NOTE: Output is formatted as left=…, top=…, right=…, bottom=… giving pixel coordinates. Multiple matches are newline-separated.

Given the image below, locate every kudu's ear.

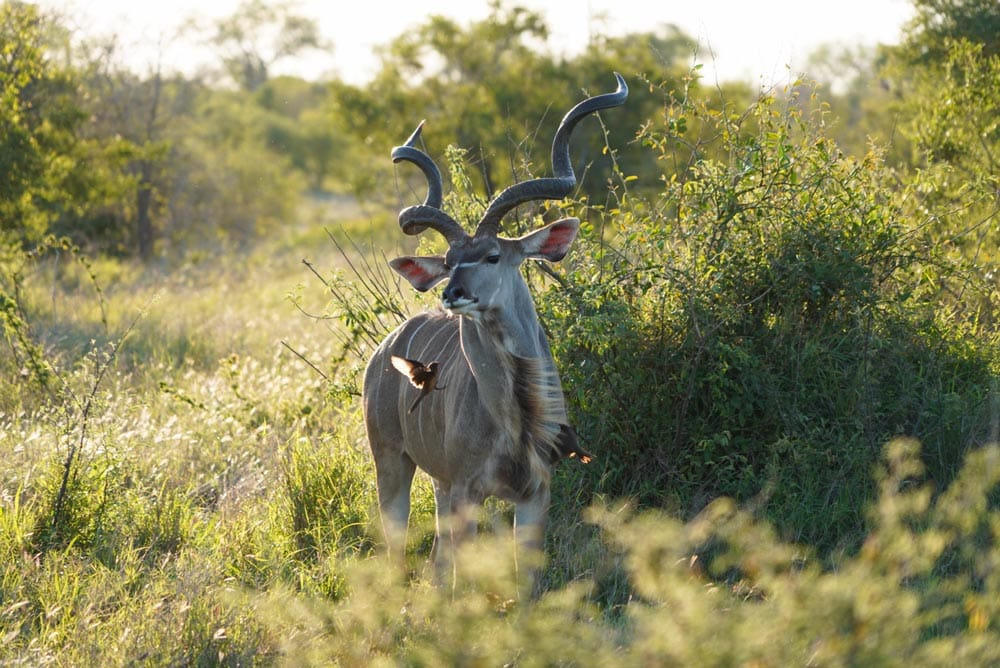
left=389, top=256, right=450, bottom=292
left=517, top=217, right=580, bottom=262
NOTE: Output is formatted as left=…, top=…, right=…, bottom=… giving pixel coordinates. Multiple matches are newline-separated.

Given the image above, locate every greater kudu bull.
left=363, top=74, right=628, bottom=575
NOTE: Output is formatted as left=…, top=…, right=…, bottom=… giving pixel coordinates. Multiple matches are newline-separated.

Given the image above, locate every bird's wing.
left=391, top=355, right=425, bottom=387
left=390, top=355, right=416, bottom=375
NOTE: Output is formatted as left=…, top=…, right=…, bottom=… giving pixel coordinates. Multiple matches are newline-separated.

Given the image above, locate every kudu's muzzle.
left=441, top=279, right=477, bottom=314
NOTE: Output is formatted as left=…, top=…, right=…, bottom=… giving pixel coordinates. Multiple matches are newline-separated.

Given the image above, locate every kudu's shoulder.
left=384, top=310, right=456, bottom=348
left=367, top=310, right=459, bottom=372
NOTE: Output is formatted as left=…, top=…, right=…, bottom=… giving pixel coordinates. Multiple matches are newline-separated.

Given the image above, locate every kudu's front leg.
left=429, top=480, right=451, bottom=578
left=514, top=485, right=551, bottom=594
left=429, top=482, right=479, bottom=585
left=373, top=450, right=416, bottom=562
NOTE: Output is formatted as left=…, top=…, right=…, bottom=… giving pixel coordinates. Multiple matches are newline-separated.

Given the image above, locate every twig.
left=532, top=259, right=567, bottom=287
left=281, top=340, right=330, bottom=381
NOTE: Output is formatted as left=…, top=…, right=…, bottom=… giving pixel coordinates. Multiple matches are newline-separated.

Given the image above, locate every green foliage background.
left=542, top=87, right=997, bottom=557
left=1, top=0, right=999, bottom=664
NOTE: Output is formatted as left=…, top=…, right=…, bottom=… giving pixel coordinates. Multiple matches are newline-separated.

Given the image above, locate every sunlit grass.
left=2, top=199, right=999, bottom=664
left=0, top=205, right=427, bottom=663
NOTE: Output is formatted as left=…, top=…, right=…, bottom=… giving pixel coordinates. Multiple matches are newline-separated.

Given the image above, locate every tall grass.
left=0, top=208, right=413, bottom=664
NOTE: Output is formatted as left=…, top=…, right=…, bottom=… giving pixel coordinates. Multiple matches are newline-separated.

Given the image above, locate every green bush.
left=246, top=440, right=1000, bottom=666
left=540, top=86, right=999, bottom=555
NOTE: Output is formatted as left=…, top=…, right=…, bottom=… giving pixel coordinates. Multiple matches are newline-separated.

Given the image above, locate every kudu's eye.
left=486, top=254, right=500, bottom=265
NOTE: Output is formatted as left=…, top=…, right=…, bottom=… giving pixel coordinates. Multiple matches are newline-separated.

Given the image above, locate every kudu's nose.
left=442, top=282, right=467, bottom=304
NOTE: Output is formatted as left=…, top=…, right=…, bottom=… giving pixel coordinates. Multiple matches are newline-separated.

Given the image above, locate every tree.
left=900, top=40, right=1000, bottom=275
left=570, top=24, right=750, bottom=193
left=0, top=1, right=88, bottom=246
left=256, top=76, right=352, bottom=191
left=364, top=1, right=557, bottom=204
left=801, top=44, right=913, bottom=166
left=899, top=0, right=1000, bottom=63
left=76, top=34, right=192, bottom=258
left=336, top=1, right=709, bottom=214
left=72, top=26, right=328, bottom=256
left=156, top=86, right=305, bottom=248
left=881, top=1, right=1000, bottom=326
left=206, top=0, right=327, bottom=92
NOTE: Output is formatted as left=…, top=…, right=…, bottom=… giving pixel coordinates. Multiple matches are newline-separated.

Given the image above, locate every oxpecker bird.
left=391, top=356, right=445, bottom=414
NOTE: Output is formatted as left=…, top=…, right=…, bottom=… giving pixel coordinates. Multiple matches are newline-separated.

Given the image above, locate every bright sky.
left=46, top=0, right=915, bottom=86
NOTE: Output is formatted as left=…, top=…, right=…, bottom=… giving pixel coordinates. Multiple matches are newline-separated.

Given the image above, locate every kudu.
left=363, top=74, right=627, bottom=575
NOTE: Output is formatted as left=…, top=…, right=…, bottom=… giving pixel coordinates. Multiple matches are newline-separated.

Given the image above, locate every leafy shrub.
left=539, top=85, right=999, bottom=554
left=247, top=440, right=1000, bottom=666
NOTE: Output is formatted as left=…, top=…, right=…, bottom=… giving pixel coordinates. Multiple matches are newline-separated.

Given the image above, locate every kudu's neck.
left=457, top=279, right=565, bottom=439
left=462, top=279, right=546, bottom=359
